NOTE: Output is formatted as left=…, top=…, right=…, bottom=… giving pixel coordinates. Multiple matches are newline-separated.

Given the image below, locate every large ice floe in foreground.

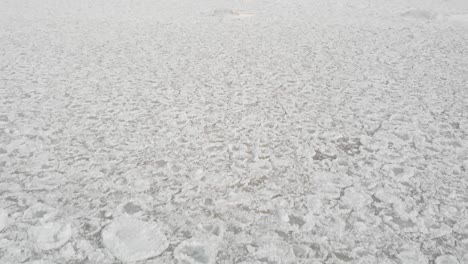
left=102, top=217, right=169, bottom=262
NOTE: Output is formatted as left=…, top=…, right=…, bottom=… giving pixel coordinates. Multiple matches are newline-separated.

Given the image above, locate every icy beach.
left=1, top=0, right=468, bottom=263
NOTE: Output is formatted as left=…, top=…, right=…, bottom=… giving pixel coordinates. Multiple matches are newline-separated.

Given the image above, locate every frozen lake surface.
left=1, top=0, right=468, bottom=263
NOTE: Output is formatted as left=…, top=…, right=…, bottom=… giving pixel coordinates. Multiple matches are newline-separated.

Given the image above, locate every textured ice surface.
left=0, top=0, right=468, bottom=263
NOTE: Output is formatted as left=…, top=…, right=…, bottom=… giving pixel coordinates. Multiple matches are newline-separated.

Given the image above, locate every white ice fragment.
left=29, top=222, right=73, bottom=251
left=306, top=195, right=323, bottom=214
left=131, top=177, right=151, bottom=192
left=0, top=209, right=8, bottom=231
left=374, top=189, right=401, bottom=205
left=23, top=203, right=58, bottom=224
left=2, top=246, right=32, bottom=262
left=26, top=172, right=64, bottom=191
left=396, top=249, right=428, bottom=264
left=463, top=253, right=468, bottom=264
left=320, top=131, right=343, bottom=140
left=174, top=221, right=224, bottom=264
left=254, top=241, right=296, bottom=263
left=193, top=168, right=204, bottom=180
left=413, top=135, right=426, bottom=150
left=427, top=223, right=452, bottom=239
left=434, top=255, right=460, bottom=264
left=58, top=242, right=77, bottom=260
left=277, top=209, right=290, bottom=223
left=248, top=159, right=273, bottom=174
left=302, top=211, right=318, bottom=232
left=174, top=238, right=220, bottom=264
left=270, top=154, right=293, bottom=168
left=313, top=171, right=352, bottom=188
left=342, top=188, right=371, bottom=209
left=102, top=217, right=168, bottom=262
left=453, top=219, right=468, bottom=235
left=328, top=217, right=346, bottom=238
left=387, top=166, right=415, bottom=182
left=199, top=221, right=225, bottom=238
left=25, top=261, right=56, bottom=264
left=319, top=185, right=341, bottom=199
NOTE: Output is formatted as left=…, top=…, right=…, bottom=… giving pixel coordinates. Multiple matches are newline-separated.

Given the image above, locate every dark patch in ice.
left=335, top=252, right=353, bottom=262
left=401, top=9, right=438, bottom=20
left=392, top=167, right=404, bottom=175
left=451, top=122, right=460, bottom=129
left=391, top=217, right=415, bottom=228
left=204, top=198, right=213, bottom=206
left=335, top=138, right=362, bottom=156
left=34, top=211, right=47, bottom=218
left=292, top=244, right=308, bottom=258
left=154, top=160, right=167, bottom=168
left=274, top=230, right=289, bottom=240
left=211, top=226, right=221, bottom=236
left=313, top=150, right=337, bottom=161
left=227, top=225, right=242, bottom=234
left=123, top=202, right=142, bottom=214
left=393, top=133, right=410, bottom=141
left=202, top=223, right=221, bottom=237
left=289, top=215, right=305, bottom=227
left=171, top=165, right=182, bottom=172
left=5, top=196, right=18, bottom=203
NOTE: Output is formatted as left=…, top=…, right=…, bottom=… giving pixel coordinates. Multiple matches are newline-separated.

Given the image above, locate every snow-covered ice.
left=0, top=0, right=468, bottom=263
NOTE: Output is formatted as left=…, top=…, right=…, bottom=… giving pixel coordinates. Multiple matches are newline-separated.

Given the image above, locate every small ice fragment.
left=435, top=255, right=460, bottom=264
left=29, top=222, right=73, bottom=250
left=0, top=209, right=8, bottom=231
